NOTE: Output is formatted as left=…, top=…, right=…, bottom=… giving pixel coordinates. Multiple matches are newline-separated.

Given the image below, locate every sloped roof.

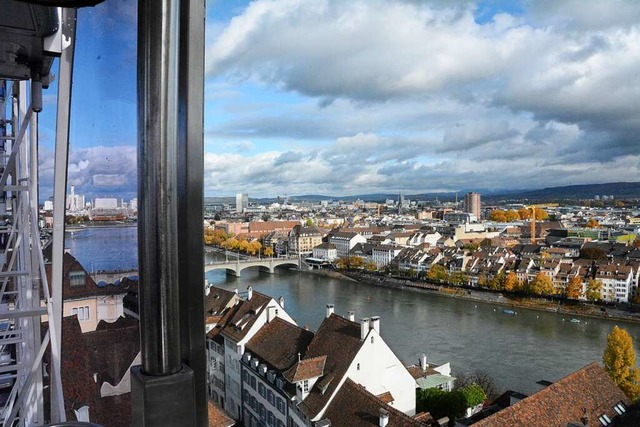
left=297, top=314, right=365, bottom=419
left=246, top=317, right=314, bottom=372
left=221, top=290, right=272, bottom=343
left=283, top=355, right=327, bottom=383
left=322, top=379, right=426, bottom=427
left=45, top=252, right=136, bottom=300
left=472, top=362, right=629, bottom=427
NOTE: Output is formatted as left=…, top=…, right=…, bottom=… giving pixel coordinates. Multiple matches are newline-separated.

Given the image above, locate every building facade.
left=463, top=192, right=481, bottom=221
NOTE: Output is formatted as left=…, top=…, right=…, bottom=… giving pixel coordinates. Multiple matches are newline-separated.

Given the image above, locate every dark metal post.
left=177, top=0, right=207, bottom=425
left=131, top=0, right=198, bottom=424
left=136, top=0, right=181, bottom=377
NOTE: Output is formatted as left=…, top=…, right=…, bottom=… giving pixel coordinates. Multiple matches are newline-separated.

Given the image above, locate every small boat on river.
left=503, top=309, right=516, bottom=315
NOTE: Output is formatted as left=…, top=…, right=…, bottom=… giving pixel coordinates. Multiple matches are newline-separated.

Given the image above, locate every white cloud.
left=202, top=0, right=640, bottom=195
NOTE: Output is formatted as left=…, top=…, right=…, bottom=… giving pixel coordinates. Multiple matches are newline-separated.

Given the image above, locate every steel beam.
left=50, top=7, right=77, bottom=423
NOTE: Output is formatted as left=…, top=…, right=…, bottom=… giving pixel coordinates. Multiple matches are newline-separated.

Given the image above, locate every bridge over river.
left=205, top=257, right=300, bottom=277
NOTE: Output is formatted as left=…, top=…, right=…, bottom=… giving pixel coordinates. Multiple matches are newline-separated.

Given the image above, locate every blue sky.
left=39, top=0, right=640, bottom=200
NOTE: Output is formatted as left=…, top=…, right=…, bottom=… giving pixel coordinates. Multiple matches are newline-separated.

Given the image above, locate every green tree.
left=586, top=279, right=603, bottom=301
left=565, top=276, right=583, bottom=300
left=603, top=326, right=640, bottom=401
left=529, top=272, right=555, bottom=296
left=459, top=383, right=486, bottom=408
left=416, top=388, right=467, bottom=421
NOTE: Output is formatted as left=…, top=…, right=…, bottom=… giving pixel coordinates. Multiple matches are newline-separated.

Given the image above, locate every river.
left=66, top=227, right=640, bottom=396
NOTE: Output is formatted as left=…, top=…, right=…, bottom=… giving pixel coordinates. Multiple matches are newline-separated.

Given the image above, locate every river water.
left=66, top=227, right=640, bottom=395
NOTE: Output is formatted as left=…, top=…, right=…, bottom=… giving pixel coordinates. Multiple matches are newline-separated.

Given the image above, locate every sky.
left=39, top=0, right=640, bottom=200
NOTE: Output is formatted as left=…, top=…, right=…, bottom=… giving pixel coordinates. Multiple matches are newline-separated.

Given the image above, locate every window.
left=598, top=414, right=612, bottom=426
left=243, top=371, right=249, bottom=383
left=357, top=363, right=360, bottom=370
left=69, top=271, right=86, bottom=287
left=71, top=306, right=90, bottom=321
left=251, top=376, right=257, bottom=390
left=276, top=397, right=285, bottom=414
left=267, top=390, right=275, bottom=405
left=614, top=402, right=626, bottom=415
left=259, top=382, right=266, bottom=397
left=260, top=404, right=266, bottom=420
left=268, top=411, right=275, bottom=426
left=302, top=380, right=309, bottom=393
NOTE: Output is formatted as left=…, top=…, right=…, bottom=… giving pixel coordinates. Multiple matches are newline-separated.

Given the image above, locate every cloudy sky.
left=39, top=0, right=640, bottom=200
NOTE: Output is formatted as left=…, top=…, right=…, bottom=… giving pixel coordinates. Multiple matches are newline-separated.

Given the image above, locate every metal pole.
left=177, top=0, right=207, bottom=425
left=132, top=0, right=197, bottom=424
left=50, top=8, right=77, bottom=423
left=137, top=0, right=182, bottom=376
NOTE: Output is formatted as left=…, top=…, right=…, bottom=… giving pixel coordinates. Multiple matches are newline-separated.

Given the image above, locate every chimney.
left=361, top=318, right=370, bottom=340
left=234, top=288, right=238, bottom=295
left=247, top=286, right=253, bottom=300
left=279, top=295, right=285, bottom=308
left=326, top=303, right=334, bottom=318
left=370, top=316, right=380, bottom=335
left=379, top=408, right=389, bottom=427
left=347, top=311, right=355, bottom=322
left=420, top=354, right=427, bottom=371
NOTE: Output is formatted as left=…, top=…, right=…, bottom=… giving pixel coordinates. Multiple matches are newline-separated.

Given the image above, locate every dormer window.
left=69, top=271, right=85, bottom=287
left=598, top=414, right=611, bottom=426
left=613, top=402, right=626, bottom=415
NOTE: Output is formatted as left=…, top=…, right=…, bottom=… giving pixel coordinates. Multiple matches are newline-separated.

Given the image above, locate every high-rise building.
left=463, top=192, right=481, bottom=220
left=236, top=192, right=248, bottom=213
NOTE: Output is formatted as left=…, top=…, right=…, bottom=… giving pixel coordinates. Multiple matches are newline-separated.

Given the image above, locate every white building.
left=207, top=291, right=420, bottom=426
left=66, top=185, right=86, bottom=212
left=312, top=242, right=337, bottom=261
left=94, top=197, right=118, bottom=209
left=236, top=193, right=249, bottom=213
left=328, top=231, right=367, bottom=258
left=372, top=245, right=403, bottom=269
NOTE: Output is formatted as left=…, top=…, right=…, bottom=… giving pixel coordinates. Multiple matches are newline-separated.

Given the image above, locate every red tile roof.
left=283, top=355, right=327, bottom=383
left=322, top=379, right=426, bottom=426
left=296, top=314, right=365, bottom=419
left=246, top=317, right=314, bottom=372
left=221, top=290, right=272, bottom=343
left=472, top=362, right=630, bottom=427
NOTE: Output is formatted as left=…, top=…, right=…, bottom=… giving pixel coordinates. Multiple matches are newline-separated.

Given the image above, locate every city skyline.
left=38, top=0, right=640, bottom=200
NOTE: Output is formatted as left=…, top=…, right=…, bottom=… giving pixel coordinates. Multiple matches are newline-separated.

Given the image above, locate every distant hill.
left=491, top=182, right=640, bottom=202
left=205, top=182, right=640, bottom=204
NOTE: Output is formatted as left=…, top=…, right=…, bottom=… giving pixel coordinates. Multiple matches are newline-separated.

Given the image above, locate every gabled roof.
left=246, top=317, right=314, bottom=372
left=296, top=314, right=365, bottom=419
left=322, top=379, right=426, bottom=426
left=284, top=355, right=327, bottom=383
left=221, top=290, right=273, bottom=343
left=472, top=362, right=629, bottom=427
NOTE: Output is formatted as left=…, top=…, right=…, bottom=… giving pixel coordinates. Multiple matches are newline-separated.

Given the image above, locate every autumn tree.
left=263, top=246, right=274, bottom=257
left=533, top=209, right=549, bottom=220
left=488, top=272, right=505, bottom=291
left=427, top=265, right=449, bottom=282
left=505, top=210, right=519, bottom=222
left=503, top=272, right=519, bottom=292
left=565, top=276, right=583, bottom=300
left=529, top=272, right=555, bottom=296
left=450, top=271, right=468, bottom=285
left=517, top=208, right=531, bottom=220
left=603, top=326, right=640, bottom=401
left=586, top=279, right=603, bottom=301
left=489, top=210, right=507, bottom=222
left=586, top=218, right=600, bottom=228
